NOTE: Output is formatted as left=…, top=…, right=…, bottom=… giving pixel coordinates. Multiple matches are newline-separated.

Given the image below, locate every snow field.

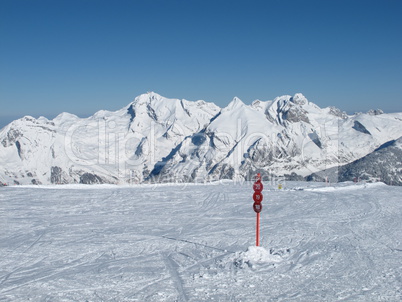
left=0, top=181, right=401, bottom=301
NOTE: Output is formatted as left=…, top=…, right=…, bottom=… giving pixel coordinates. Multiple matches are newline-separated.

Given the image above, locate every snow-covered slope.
left=1, top=92, right=402, bottom=185
left=146, top=93, right=402, bottom=183
left=1, top=181, right=401, bottom=300
left=0, top=92, right=219, bottom=185
left=336, top=137, right=402, bottom=185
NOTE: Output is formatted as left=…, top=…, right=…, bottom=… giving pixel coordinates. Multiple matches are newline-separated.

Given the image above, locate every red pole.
left=253, top=173, right=263, bottom=247
left=256, top=212, right=260, bottom=246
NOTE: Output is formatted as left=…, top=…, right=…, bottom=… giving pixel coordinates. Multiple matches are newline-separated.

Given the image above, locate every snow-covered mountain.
left=1, top=92, right=402, bottom=185
left=336, top=137, right=402, bottom=185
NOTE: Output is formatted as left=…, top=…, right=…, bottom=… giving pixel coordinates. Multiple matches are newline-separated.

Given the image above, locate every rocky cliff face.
left=1, top=92, right=402, bottom=185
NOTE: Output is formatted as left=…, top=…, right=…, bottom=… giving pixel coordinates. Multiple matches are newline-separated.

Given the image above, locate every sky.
left=1, top=0, right=402, bottom=127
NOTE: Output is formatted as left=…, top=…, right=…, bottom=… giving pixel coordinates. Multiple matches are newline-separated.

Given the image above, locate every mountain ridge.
left=1, top=92, right=402, bottom=185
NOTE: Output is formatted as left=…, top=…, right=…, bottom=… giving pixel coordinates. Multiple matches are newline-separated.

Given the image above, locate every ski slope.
left=0, top=181, right=401, bottom=301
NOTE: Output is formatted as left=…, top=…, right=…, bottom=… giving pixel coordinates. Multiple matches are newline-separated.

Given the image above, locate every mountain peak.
left=134, top=91, right=163, bottom=104
left=224, top=97, right=245, bottom=111
left=291, top=93, right=308, bottom=105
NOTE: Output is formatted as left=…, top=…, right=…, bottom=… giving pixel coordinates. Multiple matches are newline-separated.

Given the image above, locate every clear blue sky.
left=1, top=0, right=401, bottom=127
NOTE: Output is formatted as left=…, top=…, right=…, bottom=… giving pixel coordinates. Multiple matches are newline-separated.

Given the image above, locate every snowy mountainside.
left=1, top=92, right=402, bottom=185
left=0, top=93, right=219, bottom=185
left=336, top=137, right=402, bottom=185
left=149, top=94, right=402, bottom=183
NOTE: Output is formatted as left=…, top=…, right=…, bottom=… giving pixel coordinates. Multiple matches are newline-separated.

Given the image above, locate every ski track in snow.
left=0, top=181, right=401, bottom=301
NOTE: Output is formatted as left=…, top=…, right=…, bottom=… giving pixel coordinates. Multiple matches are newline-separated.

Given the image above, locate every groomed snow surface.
left=1, top=181, right=401, bottom=301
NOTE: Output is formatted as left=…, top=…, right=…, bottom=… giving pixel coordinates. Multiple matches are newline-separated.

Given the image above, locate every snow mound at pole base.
left=232, top=246, right=284, bottom=269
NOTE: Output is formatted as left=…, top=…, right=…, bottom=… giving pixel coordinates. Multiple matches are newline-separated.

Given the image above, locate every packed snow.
left=1, top=181, right=401, bottom=301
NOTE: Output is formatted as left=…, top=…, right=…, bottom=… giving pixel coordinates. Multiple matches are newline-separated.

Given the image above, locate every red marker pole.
left=253, top=173, right=263, bottom=247
left=256, top=212, right=260, bottom=246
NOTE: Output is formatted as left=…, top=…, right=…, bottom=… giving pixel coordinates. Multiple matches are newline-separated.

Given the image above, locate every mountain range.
left=1, top=92, right=401, bottom=185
